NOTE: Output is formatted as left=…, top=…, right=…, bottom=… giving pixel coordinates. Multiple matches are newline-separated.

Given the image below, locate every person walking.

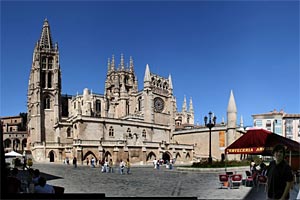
left=86, top=158, right=89, bottom=165
left=108, top=159, right=113, bottom=173
left=266, top=144, right=294, bottom=200
left=91, top=157, right=95, bottom=168
left=119, top=160, right=125, bottom=174
left=126, top=158, right=131, bottom=174
left=73, top=157, right=77, bottom=168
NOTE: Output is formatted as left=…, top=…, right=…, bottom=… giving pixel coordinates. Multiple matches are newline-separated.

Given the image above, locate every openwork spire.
left=39, top=18, right=53, bottom=50
left=111, top=55, right=115, bottom=71
left=129, top=56, right=134, bottom=72
left=107, top=58, right=111, bottom=73
left=120, top=54, right=125, bottom=70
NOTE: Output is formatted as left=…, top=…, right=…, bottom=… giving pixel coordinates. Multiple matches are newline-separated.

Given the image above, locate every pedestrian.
left=86, top=158, right=89, bottom=165
left=126, top=158, right=131, bottom=174
left=108, top=159, right=113, bottom=173
left=153, top=158, right=157, bottom=169
left=120, top=159, right=125, bottom=174
left=23, top=157, right=27, bottom=170
left=66, top=157, right=69, bottom=165
left=104, top=159, right=109, bottom=173
left=91, top=157, right=95, bottom=168
left=73, top=157, right=77, bottom=168
left=266, top=144, right=294, bottom=200
left=156, top=159, right=160, bottom=170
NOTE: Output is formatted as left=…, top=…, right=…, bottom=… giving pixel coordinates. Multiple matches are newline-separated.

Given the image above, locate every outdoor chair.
left=230, top=174, right=243, bottom=189
left=219, top=174, right=230, bottom=189
left=257, top=175, right=267, bottom=192
left=245, top=170, right=254, bottom=187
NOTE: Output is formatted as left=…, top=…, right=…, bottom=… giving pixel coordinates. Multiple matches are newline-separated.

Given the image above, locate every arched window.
left=48, top=57, right=53, bottom=69
left=138, top=97, right=142, bottom=111
left=96, top=100, right=101, bottom=113
left=127, top=128, right=132, bottom=138
left=47, top=72, right=52, bottom=88
left=109, top=126, right=114, bottom=137
left=142, top=129, right=146, bottom=138
left=44, top=96, right=51, bottom=109
left=126, top=100, right=129, bottom=115
left=41, top=57, right=46, bottom=69
left=41, top=72, right=46, bottom=88
left=67, top=127, right=71, bottom=137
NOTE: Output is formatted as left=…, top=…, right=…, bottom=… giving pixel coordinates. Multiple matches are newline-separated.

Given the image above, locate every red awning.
left=225, top=129, right=300, bottom=155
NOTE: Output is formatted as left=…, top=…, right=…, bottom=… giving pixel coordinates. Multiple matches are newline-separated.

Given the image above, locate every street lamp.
left=204, top=111, right=217, bottom=164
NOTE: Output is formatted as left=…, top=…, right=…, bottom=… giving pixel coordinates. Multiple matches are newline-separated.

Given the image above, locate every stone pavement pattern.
left=32, top=163, right=299, bottom=199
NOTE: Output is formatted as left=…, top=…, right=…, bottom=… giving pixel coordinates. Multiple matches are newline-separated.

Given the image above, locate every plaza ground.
left=28, top=162, right=299, bottom=199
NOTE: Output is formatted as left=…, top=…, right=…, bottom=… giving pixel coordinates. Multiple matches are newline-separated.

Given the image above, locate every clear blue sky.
left=1, top=1, right=299, bottom=127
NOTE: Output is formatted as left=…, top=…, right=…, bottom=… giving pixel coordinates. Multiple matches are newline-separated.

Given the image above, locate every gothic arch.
left=175, top=152, right=181, bottom=159
left=83, top=151, right=97, bottom=161
left=4, top=138, right=11, bottom=148
left=104, top=151, right=112, bottom=160
left=48, top=150, right=55, bottom=162
left=13, top=138, right=20, bottom=151
left=43, top=93, right=53, bottom=109
left=22, top=139, right=27, bottom=151
left=185, top=152, right=191, bottom=159
left=146, top=151, right=156, bottom=161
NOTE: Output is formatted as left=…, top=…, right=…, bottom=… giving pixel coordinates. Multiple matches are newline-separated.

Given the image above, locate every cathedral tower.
left=104, top=54, right=138, bottom=118
left=27, top=19, right=61, bottom=160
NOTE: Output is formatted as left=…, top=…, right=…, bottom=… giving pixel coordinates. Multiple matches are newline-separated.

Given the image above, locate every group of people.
left=6, top=167, right=55, bottom=194
left=153, top=158, right=174, bottom=170
left=84, top=157, right=131, bottom=174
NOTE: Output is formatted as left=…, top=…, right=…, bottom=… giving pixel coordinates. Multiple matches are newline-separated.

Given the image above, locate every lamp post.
left=204, top=111, right=217, bottom=164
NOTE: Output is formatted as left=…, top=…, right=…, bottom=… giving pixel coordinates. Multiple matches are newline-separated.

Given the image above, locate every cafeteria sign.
left=226, top=147, right=272, bottom=154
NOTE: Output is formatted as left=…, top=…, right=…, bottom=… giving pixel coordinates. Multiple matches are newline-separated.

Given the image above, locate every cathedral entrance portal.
left=49, top=151, right=55, bottom=162
left=162, top=152, right=171, bottom=163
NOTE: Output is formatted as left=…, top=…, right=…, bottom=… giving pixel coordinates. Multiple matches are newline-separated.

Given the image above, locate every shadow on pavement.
left=39, top=172, right=63, bottom=181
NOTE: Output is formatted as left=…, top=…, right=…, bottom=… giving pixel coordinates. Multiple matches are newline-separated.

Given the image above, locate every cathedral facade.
left=27, top=19, right=242, bottom=165
left=27, top=19, right=195, bottom=164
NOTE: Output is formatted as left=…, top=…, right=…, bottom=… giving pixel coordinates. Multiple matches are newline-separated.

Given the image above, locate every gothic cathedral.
left=27, top=19, right=241, bottom=164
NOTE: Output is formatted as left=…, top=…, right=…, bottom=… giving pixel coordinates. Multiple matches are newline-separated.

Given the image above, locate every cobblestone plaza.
left=33, top=163, right=254, bottom=199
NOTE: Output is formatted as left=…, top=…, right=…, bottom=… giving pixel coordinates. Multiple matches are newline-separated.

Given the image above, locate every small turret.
left=144, top=64, right=151, bottom=89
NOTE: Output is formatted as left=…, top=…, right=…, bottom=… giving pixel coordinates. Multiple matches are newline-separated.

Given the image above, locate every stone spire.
left=182, top=95, right=187, bottom=112
left=189, top=97, right=194, bottom=113
left=144, top=64, right=151, bottom=82
left=39, top=18, right=53, bottom=50
left=227, top=90, right=237, bottom=113
left=240, top=115, right=244, bottom=128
